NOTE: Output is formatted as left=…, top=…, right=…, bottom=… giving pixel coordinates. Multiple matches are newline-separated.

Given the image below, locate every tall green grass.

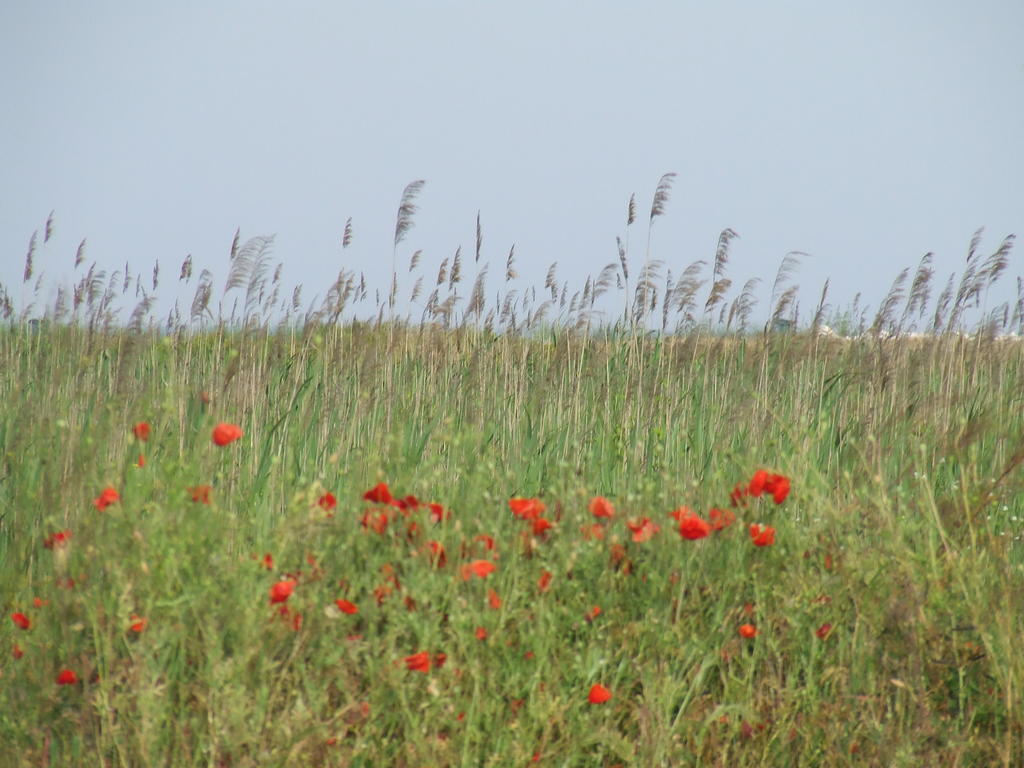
left=1, top=324, right=1022, bottom=766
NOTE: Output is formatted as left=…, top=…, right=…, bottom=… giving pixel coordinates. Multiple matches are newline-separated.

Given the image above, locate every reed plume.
left=23, top=231, right=37, bottom=283
left=475, top=211, right=483, bottom=263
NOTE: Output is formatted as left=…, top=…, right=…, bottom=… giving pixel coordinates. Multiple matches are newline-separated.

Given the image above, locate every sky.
left=2, top=1, right=1022, bottom=330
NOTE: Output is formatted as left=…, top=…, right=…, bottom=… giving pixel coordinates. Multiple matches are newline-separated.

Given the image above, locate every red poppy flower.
left=269, top=579, right=297, bottom=604
left=585, top=605, right=602, bottom=623
left=581, top=522, right=606, bottom=540
left=538, top=570, right=553, bottom=592
left=509, top=497, right=545, bottom=521
left=427, top=540, right=447, bottom=567
left=405, top=651, right=432, bottom=673
left=589, top=496, right=615, bottom=519
left=487, top=588, right=502, bottom=610
left=428, top=503, right=449, bottom=524
left=335, top=599, right=358, bottom=615
left=531, top=517, right=552, bottom=536
left=738, top=623, right=758, bottom=638
left=12, top=644, right=23, bottom=659
left=708, top=508, right=735, bottom=530
left=748, top=470, right=769, bottom=497
left=475, top=626, right=488, bottom=640
left=189, top=485, right=212, bottom=504
left=433, top=652, right=447, bottom=669
left=363, top=482, right=393, bottom=504
left=815, top=622, right=833, bottom=640
left=33, top=597, right=47, bottom=609
left=588, top=683, right=612, bottom=704
left=677, top=512, right=712, bottom=540
left=132, top=422, right=151, bottom=441
left=749, top=524, right=776, bottom=547
left=729, top=482, right=748, bottom=506
left=474, top=534, right=496, bottom=550
left=212, top=422, right=243, bottom=446
left=56, top=669, right=78, bottom=685
left=44, top=530, right=72, bottom=549
left=765, top=474, right=791, bottom=504
left=394, top=494, right=420, bottom=511
left=626, top=517, right=660, bottom=543
left=460, top=559, right=496, bottom=581
left=137, top=454, right=146, bottom=467
left=262, top=553, right=274, bottom=570
left=11, top=613, right=30, bottom=630
left=93, top=486, right=120, bottom=511
left=360, top=512, right=389, bottom=535
left=129, top=614, right=147, bottom=633
left=318, top=492, right=337, bottom=511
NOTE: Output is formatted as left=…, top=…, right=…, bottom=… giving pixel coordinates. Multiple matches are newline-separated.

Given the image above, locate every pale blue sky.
left=2, top=2, right=1022, bottom=328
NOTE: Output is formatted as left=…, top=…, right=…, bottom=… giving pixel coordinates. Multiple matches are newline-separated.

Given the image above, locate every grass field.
left=1, top=322, right=1023, bottom=767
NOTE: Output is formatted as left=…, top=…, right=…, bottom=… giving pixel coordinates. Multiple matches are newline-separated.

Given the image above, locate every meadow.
left=1, top=321, right=1023, bottom=767
left=2, top=197, right=1023, bottom=766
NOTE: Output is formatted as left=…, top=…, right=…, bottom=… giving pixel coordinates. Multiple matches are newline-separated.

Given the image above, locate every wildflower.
left=129, top=615, right=147, bottom=633
left=363, top=482, right=393, bottom=504
left=531, top=517, right=553, bottom=536
left=815, top=622, right=833, bottom=640
left=189, top=485, right=212, bottom=504
left=474, top=534, right=496, bottom=550
left=708, top=507, right=735, bottom=530
left=538, top=570, right=553, bottom=592
left=749, top=524, right=776, bottom=547
left=136, top=454, right=145, bottom=467
left=93, top=486, right=119, bottom=511
left=581, top=522, right=606, bottom=540
left=132, top=422, right=151, bottom=441
left=318, top=492, right=337, bottom=512
left=261, top=553, right=274, bottom=570
left=269, top=579, right=297, bottom=604
left=13, top=644, right=23, bottom=659
left=487, top=588, right=502, bottom=610
left=460, top=559, right=496, bottom=581
left=427, top=540, right=447, bottom=567
left=405, top=651, right=432, bottom=673
left=56, top=669, right=78, bottom=685
left=335, top=599, right=358, bottom=615
left=738, top=623, right=758, bottom=638
left=428, top=502, right=449, bottom=524
left=475, top=626, right=488, bottom=641
left=211, top=422, right=243, bottom=446
left=433, top=652, right=447, bottom=669
left=765, top=473, right=791, bottom=504
left=360, top=511, right=389, bottom=534
left=11, top=613, right=30, bottom=630
left=729, top=483, right=748, bottom=506
left=585, top=605, right=601, bottom=623
left=748, top=470, right=769, bottom=497
left=509, top=497, right=545, bottom=521
left=589, top=496, right=615, bottom=519
left=394, top=494, right=420, bottom=511
left=588, top=683, right=612, bottom=704
left=676, top=512, right=712, bottom=540
left=626, top=517, right=660, bottom=543
left=33, top=597, right=48, bottom=608
left=748, top=470, right=790, bottom=504
left=44, top=530, right=72, bottom=549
